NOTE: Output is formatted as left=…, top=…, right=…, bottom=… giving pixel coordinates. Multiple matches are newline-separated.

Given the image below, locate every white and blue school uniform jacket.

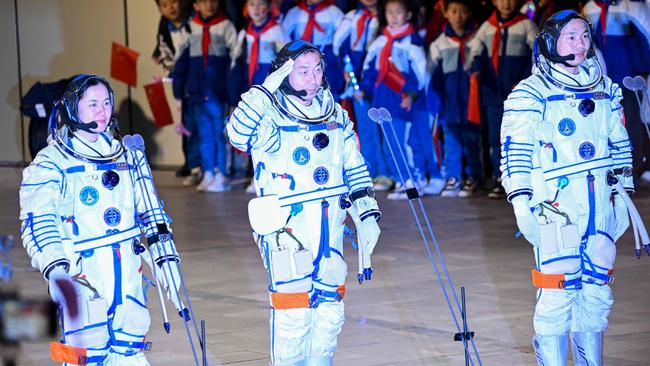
left=230, top=20, right=288, bottom=95
left=332, top=7, right=379, bottom=76
left=19, top=133, right=178, bottom=364
left=226, top=86, right=377, bottom=363
left=283, top=3, right=345, bottom=93
left=500, top=63, right=633, bottom=336
left=583, top=0, right=650, bottom=84
left=428, top=24, right=475, bottom=124
left=172, top=14, right=238, bottom=104
left=467, top=15, right=537, bottom=106
left=360, top=30, right=428, bottom=121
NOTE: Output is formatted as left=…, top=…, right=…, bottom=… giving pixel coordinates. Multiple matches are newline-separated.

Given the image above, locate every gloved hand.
left=511, top=195, right=540, bottom=247
left=157, top=259, right=183, bottom=311
left=613, top=195, right=630, bottom=242
left=348, top=201, right=381, bottom=255
left=356, top=217, right=380, bottom=255
left=262, top=59, right=295, bottom=93
left=47, top=265, right=80, bottom=317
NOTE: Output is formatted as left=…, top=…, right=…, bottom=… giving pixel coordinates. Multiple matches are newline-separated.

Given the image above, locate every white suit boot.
left=571, top=332, right=603, bottom=366
left=533, top=334, right=568, bottom=366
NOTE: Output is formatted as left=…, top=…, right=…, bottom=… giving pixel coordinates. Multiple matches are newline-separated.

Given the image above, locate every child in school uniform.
left=152, top=0, right=203, bottom=186
left=283, top=0, right=345, bottom=96
left=333, top=0, right=393, bottom=189
left=467, top=0, right=537, bottom=198
left=230, top=0, right=289, bottom=192
left=172, top=0, right=238, bottom=192
left=429, top=0, right=483, bottom=197
left=360, top=0, right=437, bottom=199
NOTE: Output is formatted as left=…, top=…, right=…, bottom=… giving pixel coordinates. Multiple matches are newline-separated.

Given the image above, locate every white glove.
left=157, top=259, right=183, bottom=311
left=262, top=59, right=295, bottom=93
left=511, top=195, right=540, bottom=247
left=47, top=266, right=80, bottom=317
left=613, top=195, right=630, bottom=242
left=356, top=217, right=381, bottom=255
left=349, top=203, right=381, bottom=255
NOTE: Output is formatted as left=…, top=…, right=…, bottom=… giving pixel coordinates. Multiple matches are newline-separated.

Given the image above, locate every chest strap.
left=65, top=162, right=133, bottom=174
left=277, top=122, right=343, bottom=132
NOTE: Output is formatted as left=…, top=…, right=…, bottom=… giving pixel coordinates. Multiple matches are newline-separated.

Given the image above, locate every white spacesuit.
left=19, top=75, right=181, bottom=366
left=498, top=8, right=650, bottom=365
left=227, top=41, right=381, bottom=366
left=500, top=11, right=642, bottom=366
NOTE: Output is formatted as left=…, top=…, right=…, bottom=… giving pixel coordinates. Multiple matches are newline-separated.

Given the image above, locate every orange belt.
left=50, top=341, right=87, bottom=365
left=270, top=285, right=346, bottom=310
left=271, top=291, right=310, bottom=309
left=336, top=285, right=346, bottom=299
left=532, top=269, right=568, bottom=289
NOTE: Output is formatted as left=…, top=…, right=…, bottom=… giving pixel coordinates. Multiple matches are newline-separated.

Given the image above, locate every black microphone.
left=72, top=121, right=99, bottom=132
left=551, top=53, right=576, bottom=65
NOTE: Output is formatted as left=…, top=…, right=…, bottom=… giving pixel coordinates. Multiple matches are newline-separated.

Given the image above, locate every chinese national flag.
left=144, top=81, right=173, bottom=128
left=111, top=42, right=139, bottom=87
left=467, top=73, right=481, bottom=125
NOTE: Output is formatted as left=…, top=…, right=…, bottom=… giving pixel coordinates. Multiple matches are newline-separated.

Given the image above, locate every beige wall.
left=1, top=1, right=22, bottom=163
left=2, top=0, right=183, bottom=166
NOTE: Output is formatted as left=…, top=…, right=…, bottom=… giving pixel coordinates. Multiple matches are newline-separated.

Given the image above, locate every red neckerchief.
left=193, top=12, right=228, bottom=66
left=299, top=1, right=329, bottom=41
left=594, top=1, right=609, bottom=46
left=375, top=24, right=414, bottom=87
left=446, top=24, right=475, bottom=64
left=246, top=19, right=277, bottom=85
left=352, top=7, right=375, bottom=49
left=487, top=11, right=527, bottom=75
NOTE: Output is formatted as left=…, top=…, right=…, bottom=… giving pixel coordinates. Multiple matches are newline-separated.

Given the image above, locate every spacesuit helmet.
left=48, top=74, right=124, bottom=163
left=269, top=40, right=330, bottom=98
left=51, top=74, right=117, bottom=135
left=536, top=10, right=595, bottom=66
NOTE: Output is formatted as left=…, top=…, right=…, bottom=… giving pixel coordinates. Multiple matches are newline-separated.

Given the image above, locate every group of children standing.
left=152, top=0, right=650, bottom=200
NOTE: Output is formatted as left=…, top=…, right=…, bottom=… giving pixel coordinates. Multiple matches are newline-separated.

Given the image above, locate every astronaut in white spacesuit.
left=226, top=40, right=381, bottom=366
left=19, top=74, right=182, bottom=366
left=500, top=11, right=642, bottom=366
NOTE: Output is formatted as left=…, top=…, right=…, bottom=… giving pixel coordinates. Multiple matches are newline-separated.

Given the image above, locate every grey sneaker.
left=457, top=177, right=478, bottom=198
left=440, top=177, right=461, bottom=197
left=487, top=178, right=505, bottom=199
left=373, top=175, right=394, bottom=191
left=182, top=167, right=202, bottom=187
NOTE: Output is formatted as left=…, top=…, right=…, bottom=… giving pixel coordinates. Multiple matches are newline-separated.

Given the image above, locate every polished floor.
left=3, top=167, right=650, bottom=365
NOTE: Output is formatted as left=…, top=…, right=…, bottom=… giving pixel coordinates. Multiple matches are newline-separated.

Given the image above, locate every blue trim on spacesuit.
left=543, top=156, right=611, bottom=175
left=541, top=255, right=581, bottom=265
left=546, top=92, right=610, bottom=101
left=64, top=321, right=109, bottom=336
left=74, top=225, right=140, bottom=245
left=585, top=174, right=597, bottom=238
left=107, top=244, right=123, bottom=315
left=319, top=200, right=331, bottom=259
left=278, top=123, right=343, bottom=132
left=65, top=162, right=134, bottom=174
left=125, top=295, right=147, bottom=309
left=20, top=179, right=60, bottom=187
left=275, top=274, right=312, bottom=286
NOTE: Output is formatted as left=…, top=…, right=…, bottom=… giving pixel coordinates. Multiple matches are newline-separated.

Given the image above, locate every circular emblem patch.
left=558, top=118, right=576, bottom=136
left=79, top=186, right=99, bottom=206
left=579, top=142, right=596, bottom=160
left=103, top=207, right=121, bottom=227
left=313, top=166, right=329, bottom=185
left=293, top=147, right=311, bottom=165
